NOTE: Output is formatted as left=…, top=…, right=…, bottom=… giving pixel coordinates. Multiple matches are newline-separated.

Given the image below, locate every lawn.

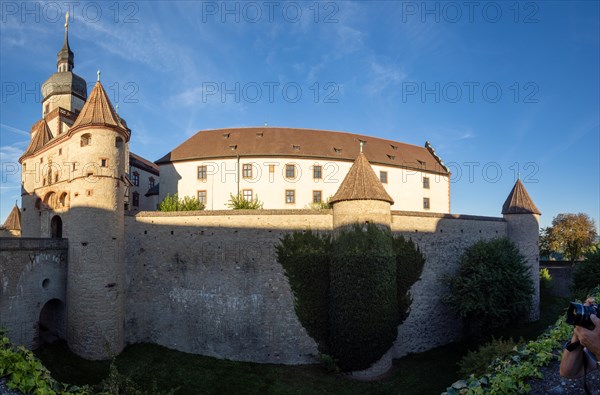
left=34, top=289, right=569, bottom=395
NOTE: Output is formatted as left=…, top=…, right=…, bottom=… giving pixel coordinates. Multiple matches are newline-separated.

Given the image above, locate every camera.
left=566, top=302, right=599, bottom=330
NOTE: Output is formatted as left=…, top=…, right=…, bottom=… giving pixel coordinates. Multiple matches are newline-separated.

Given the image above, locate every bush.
left=572, top=249, right=600, bottom=297
left=329, top=224, right=399, bottom=371
left=444, top=238, right=534, bottom=333
left=277, top=231, right=331, bottom=350
left=227, top=193, right=263, bottom=209
left=158, top=193, right=205, bottom=211
left=458, top=337, right=518, bottom=377
left=0, top=330, right=88, bottom=394
left=276, top=226, right=425, bottom=373
left=539, top=268, right=552, bottom=290
left=393, top=235, right=426, bottom=324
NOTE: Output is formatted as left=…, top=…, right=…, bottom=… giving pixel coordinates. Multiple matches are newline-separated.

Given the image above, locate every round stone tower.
left=502, top=179, right=541, bottom=321
left=65, top=76, right=130, bottom=359
left=330, top=151, right=394, bottom=230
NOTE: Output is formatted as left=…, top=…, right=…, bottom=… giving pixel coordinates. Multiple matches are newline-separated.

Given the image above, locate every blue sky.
left=1, top=1, right=598, bottom=231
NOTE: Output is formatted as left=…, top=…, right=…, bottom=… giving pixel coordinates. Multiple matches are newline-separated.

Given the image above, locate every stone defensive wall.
left=124, top=209, right=513, bottom=364
left=124, top=210, right=332, bottom=364
left=390, top=211, right=508, bottom=357
left=0, top=238, right=68, bottom=348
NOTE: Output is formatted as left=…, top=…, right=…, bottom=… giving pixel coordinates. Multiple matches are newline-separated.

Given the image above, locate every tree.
left=542, top=213, right=597, bottom=264
left=444, top=238, right=534, bottom=334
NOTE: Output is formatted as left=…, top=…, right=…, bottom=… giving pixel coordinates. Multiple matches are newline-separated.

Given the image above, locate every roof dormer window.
left=391, top=145, right=398, bottom=150
left=387, top=154, right=396, bottom=160
left=292, top=145, right=300, bottom=151
left=333, top=147, right=342, bottom=154
left=222, top=133, right=230, bottom=139
left=229, top=145, right=237, bottom=151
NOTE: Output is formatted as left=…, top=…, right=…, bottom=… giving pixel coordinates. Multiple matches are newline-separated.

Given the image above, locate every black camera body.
left=566, top=302, right=599, bottom=330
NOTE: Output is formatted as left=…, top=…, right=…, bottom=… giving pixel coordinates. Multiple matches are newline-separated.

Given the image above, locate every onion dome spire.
left=57, top=11, right=74, bottom=72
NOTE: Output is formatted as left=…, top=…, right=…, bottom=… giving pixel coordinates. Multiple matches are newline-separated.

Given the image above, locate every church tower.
left=502, top=179, right=541, bottom=321
left=19, top=15, right=130, bottom=359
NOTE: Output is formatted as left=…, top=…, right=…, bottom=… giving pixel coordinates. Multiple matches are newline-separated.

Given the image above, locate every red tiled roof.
left=130, top=152, right=159, bottom=175
left=71, top=81, right=128, bottom=132
left=3, top=203, right=21, bottom=230
left=330, top=153, right=394, bottom=204
left=155, top=127, right=449, bottom=175
left=502, top=179, right=541, bottom=215
left=22, top=119, right=53, bottom=157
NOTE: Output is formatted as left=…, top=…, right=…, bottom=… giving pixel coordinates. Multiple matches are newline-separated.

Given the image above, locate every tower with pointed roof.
left=502, top=179, right=541, bottom=321
left=18, top=17, right=129, bottom=359
left=330, top=151, right=394, bottom=230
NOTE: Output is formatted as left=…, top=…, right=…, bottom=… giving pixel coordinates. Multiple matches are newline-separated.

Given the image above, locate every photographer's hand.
left=575, top=314, right=600, bottom=360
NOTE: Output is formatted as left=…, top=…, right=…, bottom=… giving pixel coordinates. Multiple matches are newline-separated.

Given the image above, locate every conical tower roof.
left=3, top=203, right=21, bottom=231
left=22, top=119, right=53, bottom=157
left=71, top=81, right=128, bottom=132
left=330, top=152, right=394, bottom=204
left=502, top=179, right=541, bottom=215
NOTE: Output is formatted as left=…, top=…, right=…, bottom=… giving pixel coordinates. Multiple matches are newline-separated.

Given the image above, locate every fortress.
left=0, top=20, right=541, bottom=368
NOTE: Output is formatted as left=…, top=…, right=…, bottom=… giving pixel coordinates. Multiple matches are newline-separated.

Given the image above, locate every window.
left=423, top=177, right=430, bottom=189
left=80, top=133, right=91, bottom=147
left=197, top=190, right=207, bottom=205
left=242, top=164, right=252, bottom=179
left=197, top=165, right=207, bottom=180
left=313, top=165, right=322, bottom=180
left=380, top=171, right=388, bottom=184
left=115, top=137, right=123, bottom=148
left=45, top=104, right=49, bottom=115
left=285, top=190, right=295, bottom=204
left=132, top=192, right=139, bottom=207
left=423, top=197, right=430, bottom=210
left=54, top=174, right=59, bottom=183
left=58, top=148, right=62, bottom=155
left=149, top=177, right=155, bottom=188
left=243, top=189, right=253, bottom=202
left=285, top=164, right=296, bottom=179
left=40, top=157, right=43, bottom=163
left=269, top=165, right=275, bottom=174
left=100, top=158, right=108, bottom=167
left=132, top=172, right=139, bottom=186
left=313, top=190, right=322, bottom=204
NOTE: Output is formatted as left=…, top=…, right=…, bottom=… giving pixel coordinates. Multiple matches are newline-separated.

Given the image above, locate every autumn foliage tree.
left=541, top=213, right=597, bottom=264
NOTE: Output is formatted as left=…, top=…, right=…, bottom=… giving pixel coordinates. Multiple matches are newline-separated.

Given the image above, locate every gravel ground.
left=529, top=359, right=600, bottom=394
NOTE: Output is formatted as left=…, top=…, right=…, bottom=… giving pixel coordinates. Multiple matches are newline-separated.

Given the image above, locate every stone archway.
left=50, top=215, right=62, bottom=238
left=37, top=298, right=66, bottom=347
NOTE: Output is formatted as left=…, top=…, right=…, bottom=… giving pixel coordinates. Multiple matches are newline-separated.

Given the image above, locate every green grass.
left=34, top=289, right=569, bottom=395
left=35, top=340, right=468, bottom=395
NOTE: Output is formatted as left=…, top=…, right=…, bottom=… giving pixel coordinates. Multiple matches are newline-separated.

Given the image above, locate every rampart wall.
left=124, top=210, right=332, bottom=364
left=390, top=211, right=508, bottom=357
left=0, top=238, right=68, bottom=348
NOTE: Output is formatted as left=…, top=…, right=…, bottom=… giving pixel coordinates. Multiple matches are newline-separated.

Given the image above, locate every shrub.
left=329, top=224, right=399, bottom=372
left=458, top=337, right=518, bottom=377
left=444, top=238, right=534, bottom=333
left=227, top=193, right=263, bottom=209
left=539, top=268, right=552, bottom=290
left=276, top=226, right=425, bottom=373
left=158, top=193, right=205, bottom=211
left=393, top=235, right=426, bottom=324
left=572, top=249, right=600, bottom=297
left=0, top=330, right=88, bottom=394
left=277, top=231, right=331, bottom=350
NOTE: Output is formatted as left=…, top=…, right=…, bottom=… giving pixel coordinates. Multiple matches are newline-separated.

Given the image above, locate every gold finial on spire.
left=359, top=140, right=364, bottom=153
left=65, top=11, right=69, bottom=29
left=97, top=69, right=101, bottom=82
